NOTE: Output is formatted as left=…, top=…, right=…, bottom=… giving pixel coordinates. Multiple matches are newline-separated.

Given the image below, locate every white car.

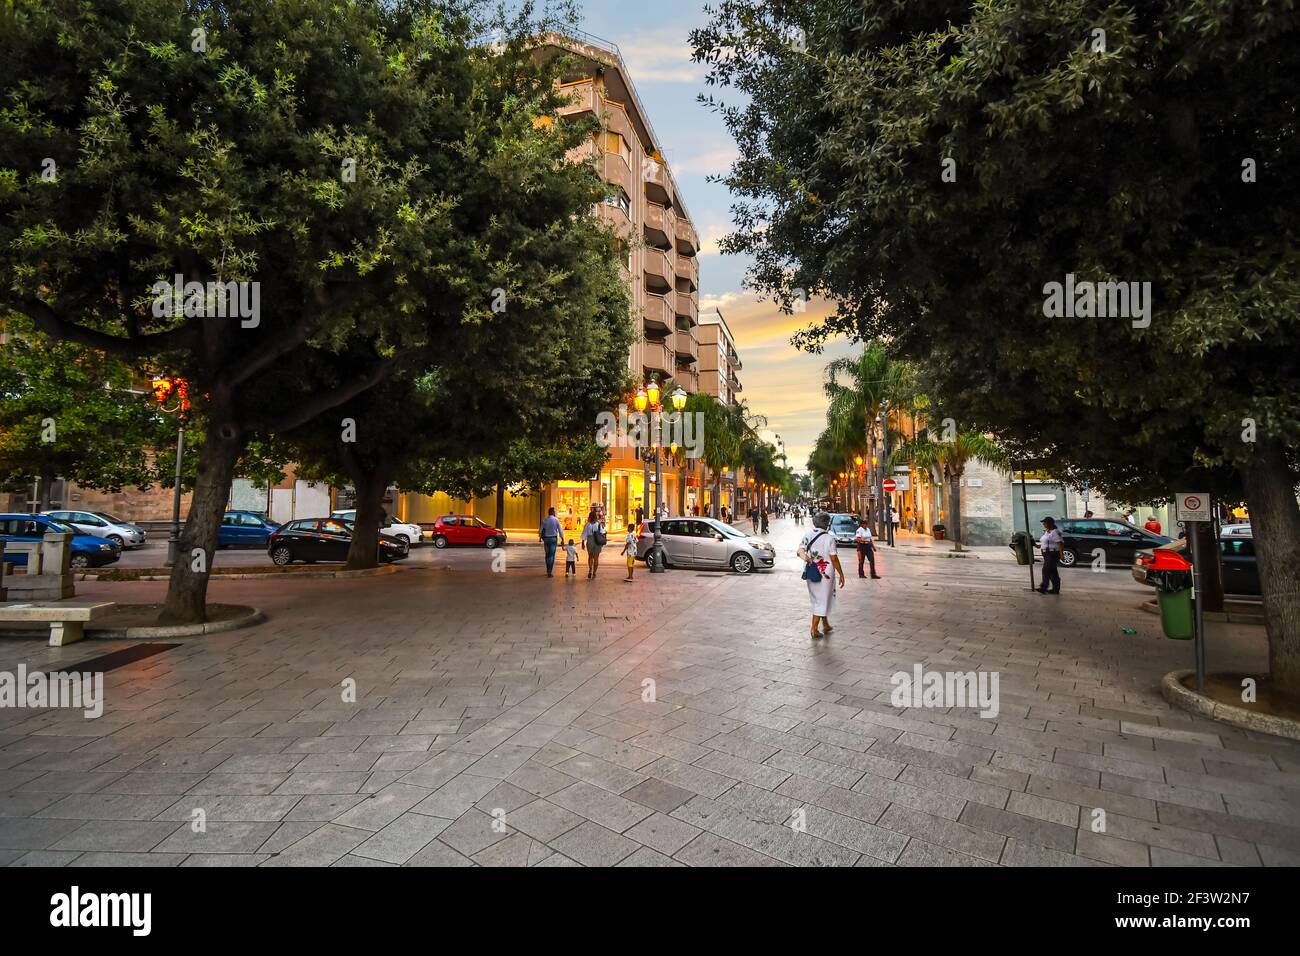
left=330, top=510, right=424, bottom=545
left=44, top=510, right=147, bottom=549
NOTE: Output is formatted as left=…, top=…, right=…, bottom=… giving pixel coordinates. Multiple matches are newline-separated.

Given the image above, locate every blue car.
left=218, top=511, right=280, bottom=548
left=0, top=513, right=121, bottom=570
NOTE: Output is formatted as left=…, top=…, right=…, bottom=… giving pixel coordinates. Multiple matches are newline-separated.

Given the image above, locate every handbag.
left=593, top=525, right=608, bottom=548
left=801, top=532, right=827, bottom=582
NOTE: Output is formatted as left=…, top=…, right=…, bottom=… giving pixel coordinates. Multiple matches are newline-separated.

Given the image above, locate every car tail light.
left=1150, top=549, right=1192, bottom=572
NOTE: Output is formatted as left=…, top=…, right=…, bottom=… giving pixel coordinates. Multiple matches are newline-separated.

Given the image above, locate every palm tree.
left=682, top=392, right=735, bottom=517
left=889, top=430, right=1007, bottom=551
left=824, top=343, right=908, bottom=528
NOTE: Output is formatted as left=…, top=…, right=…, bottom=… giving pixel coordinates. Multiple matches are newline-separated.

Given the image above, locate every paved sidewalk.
left=1, top=518, right=1297, bottom=867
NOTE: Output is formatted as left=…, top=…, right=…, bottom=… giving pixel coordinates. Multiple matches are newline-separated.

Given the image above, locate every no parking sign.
left=1175, top=492, right=1210, bottom=522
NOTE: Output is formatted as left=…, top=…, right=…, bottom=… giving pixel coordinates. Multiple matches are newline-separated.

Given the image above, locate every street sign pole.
left=1176, top=492, right=1212, bottom=692
left=1020, top=467, right=1036, bottom=592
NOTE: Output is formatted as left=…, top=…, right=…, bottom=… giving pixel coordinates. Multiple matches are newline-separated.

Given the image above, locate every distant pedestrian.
left=1143, top=515, right=1162, bottom=534
left=563, top=538, right=578, bottom=577
left=760, top=510, right=769, bottom=534
left=1037, top=516, right=1063, bottom=595
left=620, top=525, right=638, bottom=582
left=798, top=512, right=845, bottom=639
left=581, top=508, right=606, bottom=579
left=539, top=507, right=562, bottom=578
left=854, top=516, right=880, bottom=579
left=634, top=504, right=644, bottom=529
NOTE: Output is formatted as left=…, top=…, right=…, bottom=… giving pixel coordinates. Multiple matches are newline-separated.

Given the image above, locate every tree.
left=0, top=320, right=172, bottom=507
left=694, top=2, right=1300, bottom=695
left=1, top=0, right=597, bottom=621
left=682, top=392, right=737, bottom=518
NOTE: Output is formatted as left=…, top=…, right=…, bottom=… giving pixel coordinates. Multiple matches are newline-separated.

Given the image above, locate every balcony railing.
left=675, top=291, right=697, bottom=325
left=642, top=247, right=673, bottom=293
left=643, top=201, right=673, bottom=251
left=674, top=327, right=698, bottom=362
left=674, top=254, right=698, bottom=292
left=641, top=338, right=672, bottom=376
left=675, top=217, right=698, bottom=256
left=643, top=293, right=673, bottom=335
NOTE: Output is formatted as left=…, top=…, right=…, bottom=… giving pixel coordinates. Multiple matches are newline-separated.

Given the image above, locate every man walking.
left=855, top=516, right=880, bottom=579
left=539, top=507, right=563, bottom=578
left=1037, top=516, right=1063, bottom=595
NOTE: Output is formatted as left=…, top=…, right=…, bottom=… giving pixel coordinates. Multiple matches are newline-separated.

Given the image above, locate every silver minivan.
left=635, top=516, right=775, bottom=573
left=44, top=510, right=147, bottom=549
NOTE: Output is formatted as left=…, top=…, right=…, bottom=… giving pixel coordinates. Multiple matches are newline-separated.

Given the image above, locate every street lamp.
left=151, top=375, right=191, bottom=567
left=641, top=378, right=680, bottom=573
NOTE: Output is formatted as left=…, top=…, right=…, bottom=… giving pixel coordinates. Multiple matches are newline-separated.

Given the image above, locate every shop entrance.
left=555, top=481, right=590, bottom=535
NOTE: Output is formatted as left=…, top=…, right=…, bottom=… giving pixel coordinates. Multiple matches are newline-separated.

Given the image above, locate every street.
left=3, top=516, right=1295, bottom=868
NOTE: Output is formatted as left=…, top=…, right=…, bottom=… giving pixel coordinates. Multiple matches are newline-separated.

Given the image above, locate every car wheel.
left=1059, top=549, right=1078, bottom=568
left=396, top=534, right=410, bottom=545
left=270, top=546, right=294, bottom=566
left=107, top=534, right=124, bottom=547
left=70, top=554, right=90, bottom=570
left=483, top=536, right=498, bottom=549
left=433, top=535, right=448, bottom=549
left=730, top=552, right=754, bottom=574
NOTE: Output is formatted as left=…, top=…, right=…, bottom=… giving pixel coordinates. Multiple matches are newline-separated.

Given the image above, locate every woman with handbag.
left=581, top=508, right=607, bottom=579
left=797, top=512, right=845, bottom=639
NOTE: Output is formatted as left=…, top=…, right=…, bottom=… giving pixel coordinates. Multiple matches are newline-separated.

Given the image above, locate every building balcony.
left=643, top=247, right=673, bottom=294
left=641, top=338, right=672, bottom=377
left=643, top=293, right=673, bottom=336
left=643, top=159, right=672, bottom=209
left=643, top=201, right=673, bottom=251
left=675, top=217, right=698, bottom=256
left=674, top=326, right=698, bottom=363
left=603, top=152, right=632, bottom=203
left=730, top=372, right=743, bottom=392
left=557, top=79, right=597, bottom=117
left=675, top=291, right=697, bottom=326
left=674, top=254, right=698, bottom=292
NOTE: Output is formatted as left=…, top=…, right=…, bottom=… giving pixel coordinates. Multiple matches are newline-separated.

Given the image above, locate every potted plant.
left=932, top=523, right=946, bottom=540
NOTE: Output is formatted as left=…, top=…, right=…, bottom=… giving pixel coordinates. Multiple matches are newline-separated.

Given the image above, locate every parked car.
left=0, top=514, right=120, bottom=570
left=635, top=516, right=775, bottom=574
left=43, top=509, right=147, bottom=549
left=429, top=515, right=506, bottom=549
left=218, top=511, right=280, bottom=548
left=1132, top=532, right=1261, bottom=596
left=330, top=509, right=424, bottom=545
left=266, top=517, right=407, bottom=566
left=1052, top=518, right=1171, bottom=567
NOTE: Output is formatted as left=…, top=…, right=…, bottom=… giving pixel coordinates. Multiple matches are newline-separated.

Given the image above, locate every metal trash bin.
left=1010, top=531, right=1033, bottom=566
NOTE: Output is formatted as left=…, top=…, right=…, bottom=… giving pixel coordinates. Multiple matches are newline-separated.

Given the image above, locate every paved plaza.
left=1, top=519, right=1298, bottom=867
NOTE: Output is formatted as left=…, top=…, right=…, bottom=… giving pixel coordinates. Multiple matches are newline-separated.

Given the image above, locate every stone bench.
left=0, top=601, right=115, bottom=647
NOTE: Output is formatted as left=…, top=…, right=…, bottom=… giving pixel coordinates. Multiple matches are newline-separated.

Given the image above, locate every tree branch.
left=247, top=349, right=422, bottom=435
left=8, top=296, right=199, bottom=358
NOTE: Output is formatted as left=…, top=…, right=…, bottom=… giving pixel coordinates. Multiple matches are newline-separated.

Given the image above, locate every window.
left=222, top=515, right=239, bottom=526
left=240, top=514, right=265, bottom=526
left=1103, top=521, right=1131, bottom=536
left=440, top=516, right=458, bottom=526
left=604, top=131, right=631, bottom=164
left=1220, top=539, right=1255, bottom=557
left=606, top=189, right=630, bottom=217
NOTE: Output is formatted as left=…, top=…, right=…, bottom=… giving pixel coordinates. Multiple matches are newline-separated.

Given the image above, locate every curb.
left=87, top=606, right=266, bottom=639
left=1160, top=670, right=1300, bottom=741
left=83, top=564, right=402, bottom=583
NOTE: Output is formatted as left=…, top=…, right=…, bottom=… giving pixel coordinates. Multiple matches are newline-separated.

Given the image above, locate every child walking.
left=563, top=538, right=578, bottom=577
left=621, top=527, right=638, bottom=582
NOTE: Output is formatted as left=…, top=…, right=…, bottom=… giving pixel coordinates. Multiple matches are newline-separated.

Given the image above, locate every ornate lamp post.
left=639, top=380, right=686, bottom=573
left=151, top=375, right=191, bottom=568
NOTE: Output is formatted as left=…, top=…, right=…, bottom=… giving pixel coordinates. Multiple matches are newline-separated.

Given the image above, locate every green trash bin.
left=1010, top=531, right=1033, bottom=566
left=1155, top=569, right=1195, bottom=640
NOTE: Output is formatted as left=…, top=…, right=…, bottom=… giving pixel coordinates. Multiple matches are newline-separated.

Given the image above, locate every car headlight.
left=99, top=544, right=112, bottom=551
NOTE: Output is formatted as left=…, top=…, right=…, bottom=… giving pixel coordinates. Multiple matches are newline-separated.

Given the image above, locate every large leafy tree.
left=0, top=0, right=591, bottom=621
left=694, top=1, right=1300, bottom=695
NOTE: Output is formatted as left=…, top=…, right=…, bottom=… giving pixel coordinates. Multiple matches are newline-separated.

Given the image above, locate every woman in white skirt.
left=798, top=512, right=845, bottom=639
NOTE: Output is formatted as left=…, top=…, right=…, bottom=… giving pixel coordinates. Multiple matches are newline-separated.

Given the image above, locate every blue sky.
left=575, top=0, right=854, bottom=471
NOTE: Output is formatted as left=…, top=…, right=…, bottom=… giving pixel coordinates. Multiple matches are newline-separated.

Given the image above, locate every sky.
left=574, top=0, right=855, bottom=472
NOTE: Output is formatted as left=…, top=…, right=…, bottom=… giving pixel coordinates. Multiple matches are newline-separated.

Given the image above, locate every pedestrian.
left=581, top=508, right=606, bottom=579
left=1143, top=515, right=1162, bottom=535
left=1037, top=516, right=1063, bottom=595
left=634, top=504, right=644, bottom=529
left=798, top=512, right=845, bottom=639
left=563, top=538, right=578, bottom=577
left=539, top=506, right=562, bottom=578
left=891, top=506, right=900, bottom=539
left=854, top=515, right=880, bottom=579
left=620, top=525, right=638, bottom=582
left=760, top=510, right=769, bottom=534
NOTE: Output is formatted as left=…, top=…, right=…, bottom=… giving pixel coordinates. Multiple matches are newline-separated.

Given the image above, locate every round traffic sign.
left=882, top=478, right=896, bottom=493
left=1183, top=495, right=1201, bottom=511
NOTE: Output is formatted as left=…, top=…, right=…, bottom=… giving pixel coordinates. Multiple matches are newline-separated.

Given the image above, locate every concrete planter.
left=1161, top=670, right=1300, bottom=741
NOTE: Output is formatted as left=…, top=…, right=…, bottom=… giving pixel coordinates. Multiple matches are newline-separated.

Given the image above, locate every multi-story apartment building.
left=697, top=307, right=741, bottom=406
left=399, top=32, right=707, bottom=536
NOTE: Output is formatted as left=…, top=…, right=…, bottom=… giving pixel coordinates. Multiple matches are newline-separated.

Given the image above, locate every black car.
left=1053, top=518, right=1171, bottom=567
left=267, top=517, right=407, bottom=566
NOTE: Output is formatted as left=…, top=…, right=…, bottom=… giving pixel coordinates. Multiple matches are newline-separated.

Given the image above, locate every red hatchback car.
left=430, top=514, right=507, bottom=549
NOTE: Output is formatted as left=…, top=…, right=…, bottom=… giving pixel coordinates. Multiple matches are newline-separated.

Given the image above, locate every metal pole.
left=1020, top=467, right=1035, bottom=591
left=1190, top=519, right=1207, bottom=692
left=650, top=410, right=665, bottom=573
left=166, top=425, right=184, bottom=568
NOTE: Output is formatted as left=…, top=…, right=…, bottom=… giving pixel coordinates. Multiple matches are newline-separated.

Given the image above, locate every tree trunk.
left=948, top=470, right=964, bottom=551
left=344, top=468, right=390, bottom=570
left=494, top=480, right=506, bottom=532
left=1240, top=439, right=1300, bottom=699
left=159, top=424, right=242, bottom=624
left=1192, top=520, right=1224, bottom=613
left=711, top=471, right=720, bottom=519
left=37, top=469, right=55, bottom=512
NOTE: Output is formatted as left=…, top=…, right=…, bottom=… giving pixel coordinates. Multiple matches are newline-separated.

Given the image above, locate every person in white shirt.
left=854, top=516, right=880, bottom=579
left=1037, top=516, right=1063, bottom=594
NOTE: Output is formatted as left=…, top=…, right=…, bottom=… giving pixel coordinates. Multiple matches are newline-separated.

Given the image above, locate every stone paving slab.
left=1, top=518, right=1298, bottom=866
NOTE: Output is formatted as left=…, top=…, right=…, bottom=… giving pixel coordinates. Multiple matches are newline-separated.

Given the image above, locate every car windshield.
left=92, top=512, right=125, bottom=523
left=830, top=515, right=857, bottom=533
left=43, top=518, right=81, bottom=534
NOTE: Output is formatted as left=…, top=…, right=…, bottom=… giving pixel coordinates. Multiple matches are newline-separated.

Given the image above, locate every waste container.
left=1150, top=550, right=1195, bottom=640
left=1010, top=531, right=1034, bottom=566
